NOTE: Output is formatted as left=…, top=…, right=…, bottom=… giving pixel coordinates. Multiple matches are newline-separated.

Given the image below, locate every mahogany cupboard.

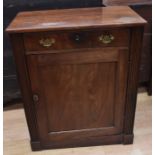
left=6, top=6, right=146, bottom=150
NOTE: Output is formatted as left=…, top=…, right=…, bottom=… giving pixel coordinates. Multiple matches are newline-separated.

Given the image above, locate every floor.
left=4, top=92, right=152, bottom=155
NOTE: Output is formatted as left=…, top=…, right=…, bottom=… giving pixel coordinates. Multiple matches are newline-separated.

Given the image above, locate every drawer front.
left=24, top=29, right=130, bottom=53
left=91, top=29, right=129, bottom=48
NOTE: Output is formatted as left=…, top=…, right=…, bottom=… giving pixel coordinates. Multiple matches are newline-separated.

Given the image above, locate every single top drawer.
left=24, top=28, right=130, bottom=52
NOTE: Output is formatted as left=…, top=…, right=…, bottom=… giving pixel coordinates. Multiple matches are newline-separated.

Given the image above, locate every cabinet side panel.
left=9, top=34, right=40, bottom=147
left=124, top=27, right=144, bottom=143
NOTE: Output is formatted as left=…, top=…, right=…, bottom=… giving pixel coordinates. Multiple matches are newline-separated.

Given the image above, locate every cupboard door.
left=26, top=48, right=128, bottom=147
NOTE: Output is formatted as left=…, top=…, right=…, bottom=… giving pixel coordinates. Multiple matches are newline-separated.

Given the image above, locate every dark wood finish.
left=123, top=27, right=144, bottom=143
left=102, top=0, right=152, bottom=94
left=6, top=6, right=146, bottom=33
left=26, top=47, right=129, bottom=148
left=6, top=6, right=146, bottom=150
left=9, top=34, right=41, bottom=149
left=24, top=28, right=129, bottom=52
left=4, top=0, right=103, bottom=103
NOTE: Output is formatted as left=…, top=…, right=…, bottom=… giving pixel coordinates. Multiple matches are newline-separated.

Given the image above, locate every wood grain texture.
left=9, top=34, right=40, bottom=147
left=26, top=47, right=129, bottom=149
left=123, top=27, right=144, bottom=141
left=24, top=28, right=129, bottom=52
left=6, top=6, right=146, bottom=150
left=6, top=6, right=146, bottom=33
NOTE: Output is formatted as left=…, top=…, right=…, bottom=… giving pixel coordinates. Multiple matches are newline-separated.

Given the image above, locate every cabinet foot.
left=31, top=141, right=41, bottom=151
left=123, top=134, right=134, bottom=144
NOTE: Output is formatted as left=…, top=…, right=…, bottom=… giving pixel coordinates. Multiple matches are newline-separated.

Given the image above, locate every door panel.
left=26, top=48, right=128, bottom=145
left=40, top=62, right=116, bottom=132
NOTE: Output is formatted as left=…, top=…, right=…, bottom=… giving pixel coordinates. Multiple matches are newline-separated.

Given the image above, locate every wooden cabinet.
left=6, top=6, right=146, bottom=150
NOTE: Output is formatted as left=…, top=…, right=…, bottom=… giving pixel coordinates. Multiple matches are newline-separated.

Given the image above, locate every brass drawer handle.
left=99, top=34, right=114, bottom=44
left=39, top=38, right=55, bottom=47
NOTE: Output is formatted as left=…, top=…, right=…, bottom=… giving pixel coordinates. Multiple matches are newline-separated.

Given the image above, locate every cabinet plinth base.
left=31, top=134, right=134, bottom=151
left=31, top=141, right=41, bottom=151
left=30, top=134, right=132, bottom=151
left=123, top=134, right=134, bottom=144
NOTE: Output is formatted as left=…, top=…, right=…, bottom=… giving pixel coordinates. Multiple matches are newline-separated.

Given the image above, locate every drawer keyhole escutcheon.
left=39, top=38, right=55, bottom=47
left=33, top=94, right=39, bottom=102
left=75, top=34, right=80, bottom=41
left=99, top=34, right=115, bottom=44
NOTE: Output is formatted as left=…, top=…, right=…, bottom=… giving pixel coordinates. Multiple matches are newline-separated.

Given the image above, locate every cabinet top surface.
left=6, top=6, right=146, bottom=33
